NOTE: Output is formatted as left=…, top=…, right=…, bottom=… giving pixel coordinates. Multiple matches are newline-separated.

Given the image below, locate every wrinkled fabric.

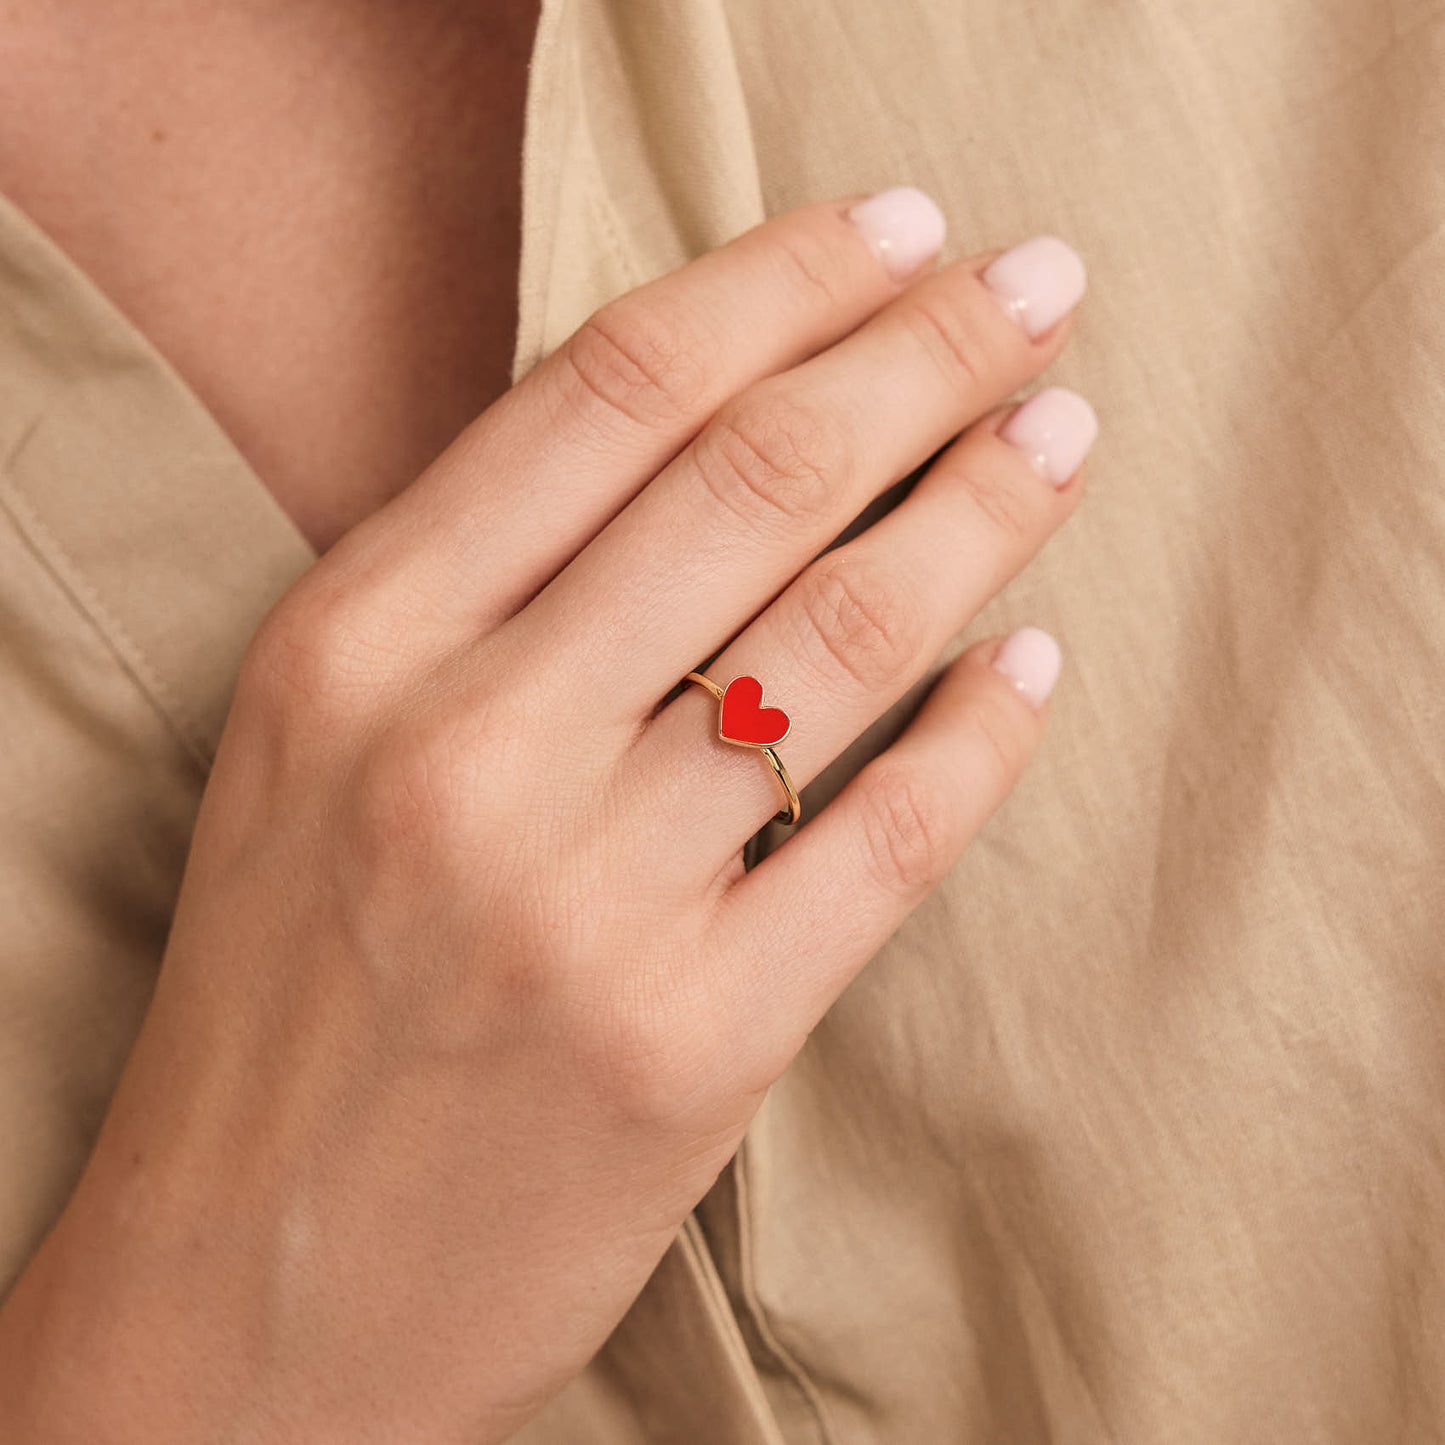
left=2, top=0, right=1443, bottom=1440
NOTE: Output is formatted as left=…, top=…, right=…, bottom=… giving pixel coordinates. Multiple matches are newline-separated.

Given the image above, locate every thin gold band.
left=683, top=671, right=802, bottom=826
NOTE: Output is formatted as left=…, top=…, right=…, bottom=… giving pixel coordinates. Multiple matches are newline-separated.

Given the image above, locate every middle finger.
left=639, top=385, right=1096, bottom=871
left=507, top=234, right=1086, bottom=715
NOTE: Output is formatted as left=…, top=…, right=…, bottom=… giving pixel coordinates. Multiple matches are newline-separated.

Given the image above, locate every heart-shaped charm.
left=719, top=675, right=791, bottom=748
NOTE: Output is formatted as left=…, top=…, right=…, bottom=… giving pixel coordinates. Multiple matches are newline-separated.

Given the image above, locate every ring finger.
left=634, top=385, right=1097, bottom=876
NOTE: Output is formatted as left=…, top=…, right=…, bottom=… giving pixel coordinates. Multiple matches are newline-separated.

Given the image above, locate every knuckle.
left=696, top=388, right=844, bottom=530
left=771, top=223, right=848, bottom=308
left=795, top=552, right=921, bottom=692
left=858, top=761, right=956, bottom=894
left=240, top=584, right=378, bottom=721
left=579, top=965, right=718, bottom=1130
left=966, top=684, right=1032, bottom=794
left=348, top=712, right=479, bottom=863
left=901, top=289, right=997, bottom=396
left=952, top=449, right=1042, bottom=545
left=564, top=299, right=710, bottom=428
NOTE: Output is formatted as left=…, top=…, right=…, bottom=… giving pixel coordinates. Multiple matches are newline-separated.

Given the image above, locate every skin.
left=0, top=7, right=1089, bottom=1441
left=0, top=0, right=540, bottom=551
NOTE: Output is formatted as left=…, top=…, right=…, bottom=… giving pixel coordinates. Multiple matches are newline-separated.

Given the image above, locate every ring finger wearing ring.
left=643, top=385, right=1097, bottom=871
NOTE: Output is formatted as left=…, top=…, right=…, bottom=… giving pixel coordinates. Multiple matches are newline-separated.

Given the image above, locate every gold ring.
left=684, top=671, right=801, bottom=826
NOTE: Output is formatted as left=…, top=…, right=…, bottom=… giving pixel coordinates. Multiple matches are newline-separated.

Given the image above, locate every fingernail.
left=982, top=235, right=1087, bottom=339
left=999, top=387, right=1098, bottom=487
left=846, top=186, right=947, bottom=282
left=991, top=626, right=1062, bottom=709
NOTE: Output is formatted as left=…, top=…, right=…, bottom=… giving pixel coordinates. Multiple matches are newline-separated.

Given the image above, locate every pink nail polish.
left=999, top=387, right=1098, bottom=487
left=846, top=186, right=947, bottom=282
left=982, top=235, right=1087, bottom=339
left=991, top=626, right=1062, bottom=709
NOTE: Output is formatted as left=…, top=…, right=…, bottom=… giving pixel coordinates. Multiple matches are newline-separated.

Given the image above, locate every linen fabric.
left=2, top=1, right=1442, bottom=1439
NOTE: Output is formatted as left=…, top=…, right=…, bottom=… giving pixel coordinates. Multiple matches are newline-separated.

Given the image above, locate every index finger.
left=320, top=188, right=948, bottom=646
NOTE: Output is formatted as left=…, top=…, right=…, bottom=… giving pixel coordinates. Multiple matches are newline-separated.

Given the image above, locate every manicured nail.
left=1000, top=387, right=1098, bottom=487
left=982, top=236, right=1087, bottom=339
left=991, top=626, right=1062, bottom=709
left=846, top=186, right=947, bottom=282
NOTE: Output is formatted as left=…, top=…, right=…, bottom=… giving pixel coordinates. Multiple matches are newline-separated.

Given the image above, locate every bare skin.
left=0, top=0, right=540, bottom=552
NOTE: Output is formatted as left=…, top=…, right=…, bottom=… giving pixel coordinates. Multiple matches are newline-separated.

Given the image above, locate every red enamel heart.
left=719, top=675, right=791, bottom=748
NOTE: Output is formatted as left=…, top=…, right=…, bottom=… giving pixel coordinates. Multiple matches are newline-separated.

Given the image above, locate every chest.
left=0, top=1, right=541, bottom=553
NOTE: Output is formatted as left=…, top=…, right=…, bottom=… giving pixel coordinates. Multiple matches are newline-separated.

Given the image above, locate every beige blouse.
left=2, top=0, right=1443, bottom=1439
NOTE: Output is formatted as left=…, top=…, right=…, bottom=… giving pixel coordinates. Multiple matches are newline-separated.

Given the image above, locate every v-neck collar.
left=0, top=0, right=566, bottom=773
left=0, top=179, right=319, bottom=771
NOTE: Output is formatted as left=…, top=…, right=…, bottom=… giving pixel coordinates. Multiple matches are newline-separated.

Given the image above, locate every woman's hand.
left=0, top=187, right=1092, bottom=1441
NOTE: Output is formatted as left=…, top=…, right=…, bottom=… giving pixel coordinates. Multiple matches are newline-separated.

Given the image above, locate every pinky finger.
left=705, top=626, right=1062, bottom=1077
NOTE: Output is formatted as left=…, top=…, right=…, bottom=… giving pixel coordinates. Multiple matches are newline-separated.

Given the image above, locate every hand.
left=0, top=187, right=1092, bottom=1441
